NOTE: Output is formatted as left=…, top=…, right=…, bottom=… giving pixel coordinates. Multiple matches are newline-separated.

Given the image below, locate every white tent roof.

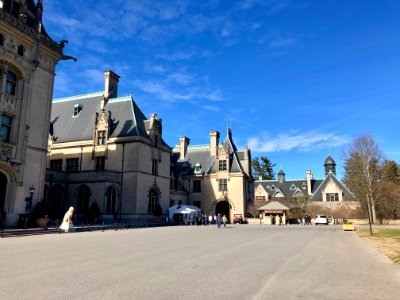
left=168, top=205, right=201, bottom=223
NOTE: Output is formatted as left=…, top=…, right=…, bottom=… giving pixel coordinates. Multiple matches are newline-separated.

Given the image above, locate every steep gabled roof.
left=51, top=93, right=158, bottom=144
left=311, top=172, right=355, bottom=201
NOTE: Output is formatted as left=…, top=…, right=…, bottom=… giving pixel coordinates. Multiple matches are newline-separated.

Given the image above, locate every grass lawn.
left=357, top=229, right=400, bottom=264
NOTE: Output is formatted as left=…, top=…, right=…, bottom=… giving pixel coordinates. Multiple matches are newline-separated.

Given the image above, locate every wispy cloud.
left=131, top=79, right=223, bottom=103
left=269, top=37, right=296, bottom=48
left=248, top=131, right=350, bottom=152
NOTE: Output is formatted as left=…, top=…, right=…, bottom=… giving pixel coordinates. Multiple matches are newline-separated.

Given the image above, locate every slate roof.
left=51, top=92, right=167, bottom=145
left=171, top=129, right=247, bottom=176
left=311, top=172, right=354, bottom=201
left=257, top=178, right=323, bottom=198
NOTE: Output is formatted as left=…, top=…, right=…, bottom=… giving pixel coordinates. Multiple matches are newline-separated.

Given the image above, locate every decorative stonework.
left=0, top=10, right=62, bottom=54
left=0, top=160, right=18, bottom=182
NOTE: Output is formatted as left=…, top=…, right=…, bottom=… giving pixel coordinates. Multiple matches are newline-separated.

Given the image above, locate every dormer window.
left=97, top=130, right=106, bottom=145
left=73, top=104, right=82, bottom=117
left=218, top=160, right=227, bottom=171
left=181, top=163, right=188, bottom=175
left=194, top=162, right=202, bottom=174
left=270, top=185, right=276, bottom=190
left=302, top=182, right=307, bottom=190
left=290, top=184, right=297, bottom=190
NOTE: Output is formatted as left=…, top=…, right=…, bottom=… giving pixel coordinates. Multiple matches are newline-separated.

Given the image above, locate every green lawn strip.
left=358, top=229, right=400, bottom=239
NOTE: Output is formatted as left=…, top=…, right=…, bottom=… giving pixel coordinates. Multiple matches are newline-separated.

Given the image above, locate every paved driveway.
left=1, top=225, right=399, bottom=299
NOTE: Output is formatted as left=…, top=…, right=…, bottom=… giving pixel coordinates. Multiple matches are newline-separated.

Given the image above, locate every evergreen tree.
left=252, top=156, right=276, bottom=180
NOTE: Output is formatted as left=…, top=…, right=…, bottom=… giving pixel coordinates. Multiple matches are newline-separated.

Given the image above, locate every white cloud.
left=269, top=37, right=296, bottom=48
left=248, top=131, right=350, bottom=152
left=168, top=72, right=195, bottom=85
left=204, top=105, right=220, bottom=111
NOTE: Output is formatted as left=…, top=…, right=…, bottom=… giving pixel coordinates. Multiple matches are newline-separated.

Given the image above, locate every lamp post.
left=29, top=185, right=35, bottom=214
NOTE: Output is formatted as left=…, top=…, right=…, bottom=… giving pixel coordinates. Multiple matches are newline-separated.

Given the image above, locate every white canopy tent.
left=168, top=205, right=201, bottom=224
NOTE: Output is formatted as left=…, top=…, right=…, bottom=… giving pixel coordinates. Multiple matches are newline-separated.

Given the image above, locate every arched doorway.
left=76, top=185, right=91, bottom=216
left=148, top=188, right=160, bottom=215
left=0, top=172, right=7, bottom=211
left=106, top=186, right=117, bottom=215
left=49, top=185, right=65, bottom=220
left=216, top=201, right=230, bottom=223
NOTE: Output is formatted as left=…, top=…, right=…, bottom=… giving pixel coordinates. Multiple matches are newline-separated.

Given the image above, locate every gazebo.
left=258, top=201, right=289, bottom=225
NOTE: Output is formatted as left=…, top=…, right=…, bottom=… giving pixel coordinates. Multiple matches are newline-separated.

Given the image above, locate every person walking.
left=216, top=214, right=221, bottom=228
left=208, top=215, right=212, bottom=225
left=222, top=215, right=228, bottom=228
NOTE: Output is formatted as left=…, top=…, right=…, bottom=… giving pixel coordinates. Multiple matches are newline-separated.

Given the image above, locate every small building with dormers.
left=0, top=0, right=69, bottom=226
left=254, top=156, right=356, bottom=214
left=45, top=70, right=171, bottom=222
left=170, top=129, right=253, bottom=222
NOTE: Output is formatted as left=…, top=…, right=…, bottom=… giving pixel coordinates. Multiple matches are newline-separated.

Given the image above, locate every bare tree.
left=343, top=134, right=385, bottom=233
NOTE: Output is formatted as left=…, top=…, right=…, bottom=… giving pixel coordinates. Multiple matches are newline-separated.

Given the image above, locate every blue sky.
left=42, top=0, right=400, bottom=180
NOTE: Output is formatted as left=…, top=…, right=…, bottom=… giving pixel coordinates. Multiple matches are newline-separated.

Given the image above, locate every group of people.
left=301, top=215, right=312, bottom=225
left=182, top=213, right=229, bottom=227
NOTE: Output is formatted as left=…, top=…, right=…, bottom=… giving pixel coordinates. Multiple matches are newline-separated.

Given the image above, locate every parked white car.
left=315, top=214, right=328, bottom=225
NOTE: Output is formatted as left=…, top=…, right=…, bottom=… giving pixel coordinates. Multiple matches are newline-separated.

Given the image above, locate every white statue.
left=59, top=207, right=74, bottom=232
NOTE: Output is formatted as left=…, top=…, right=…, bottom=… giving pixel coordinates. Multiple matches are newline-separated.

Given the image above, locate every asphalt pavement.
left=1, top=224, right=399, bottom=299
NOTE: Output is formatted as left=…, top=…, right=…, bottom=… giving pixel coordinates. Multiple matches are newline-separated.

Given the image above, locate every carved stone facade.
left=170, top=129, right=253, bottom=222
left=45, top=71, right=171, bottom=222
left=0, top=1, right=64, bottom=226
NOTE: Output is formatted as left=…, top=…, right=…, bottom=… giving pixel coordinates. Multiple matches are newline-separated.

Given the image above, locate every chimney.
left=243, top=145, right=250, bottom=174
left=306, top=170, right=313, bottom=195
left=102, top=70, right=120, bottom=108
left=180, top=136, right=190, bottom=160
left=258, top=175, right=263, bottom=182
left=210, top=131, right=220, bottom=157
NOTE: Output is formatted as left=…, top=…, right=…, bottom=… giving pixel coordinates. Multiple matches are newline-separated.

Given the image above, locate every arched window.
left=106, top=186, right=117, bottom=215
left=17, top=45, right=24, bottom=56
left=148, top=189, right=159, bottom=214
left=6, top=71, right=17, bottom=95
left=49, top=185, right=64, bottom=219
left=76, top=185, right=90, bottom=215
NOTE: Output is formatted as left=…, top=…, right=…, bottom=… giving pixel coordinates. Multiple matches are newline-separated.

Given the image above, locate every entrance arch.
left=215, top=200, right=230, bottom=223
left=49, top=185, right=65, bottom=219
left=0, top=172, right=7, bottom=211
left=76, top=185, right=91, bottom=216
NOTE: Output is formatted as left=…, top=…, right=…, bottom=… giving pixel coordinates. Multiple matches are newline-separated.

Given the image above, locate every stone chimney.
left=258, top=175, right=263, bottom=182
left=210, top=131, right=220, bottom=157
left=306, top=170, right=313, bottom=195
left=102, top=70, right=120, bottom=108
left=180, top=136, right=190, bottom=160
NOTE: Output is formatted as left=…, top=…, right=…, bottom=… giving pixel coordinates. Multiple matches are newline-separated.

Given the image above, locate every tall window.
left=97, top=130, right=106, bottom=145
left=95, top=156, right=105, bottom=171
left=66, top=158, right=79, bottom=172
left=152, top=159, right=158, bottom=176
left=219, top=179, right=228, bottom=192
left=50, top=159, right=63, bottom=171
left=0, top=34, right=4, bottom=46
left=3, top=0, right=21, bottom=18
left=326, top=193, right=339, bottom=202
left=1, top=115, right=12, bottom=143
left=193, top=201, right=201, bottom=209
left=148, top=190, right=159, bottom=214
left=6, top=71, right=17, bottom=95
left=106, top=186, right=117, bottom=215
left=219, top=160, right=227, bottom=171
left=76, top=185, right=90, bottom=215
left=193, top=180, right=201, bottom=193
left=17, top=45, right=24, bottom=56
